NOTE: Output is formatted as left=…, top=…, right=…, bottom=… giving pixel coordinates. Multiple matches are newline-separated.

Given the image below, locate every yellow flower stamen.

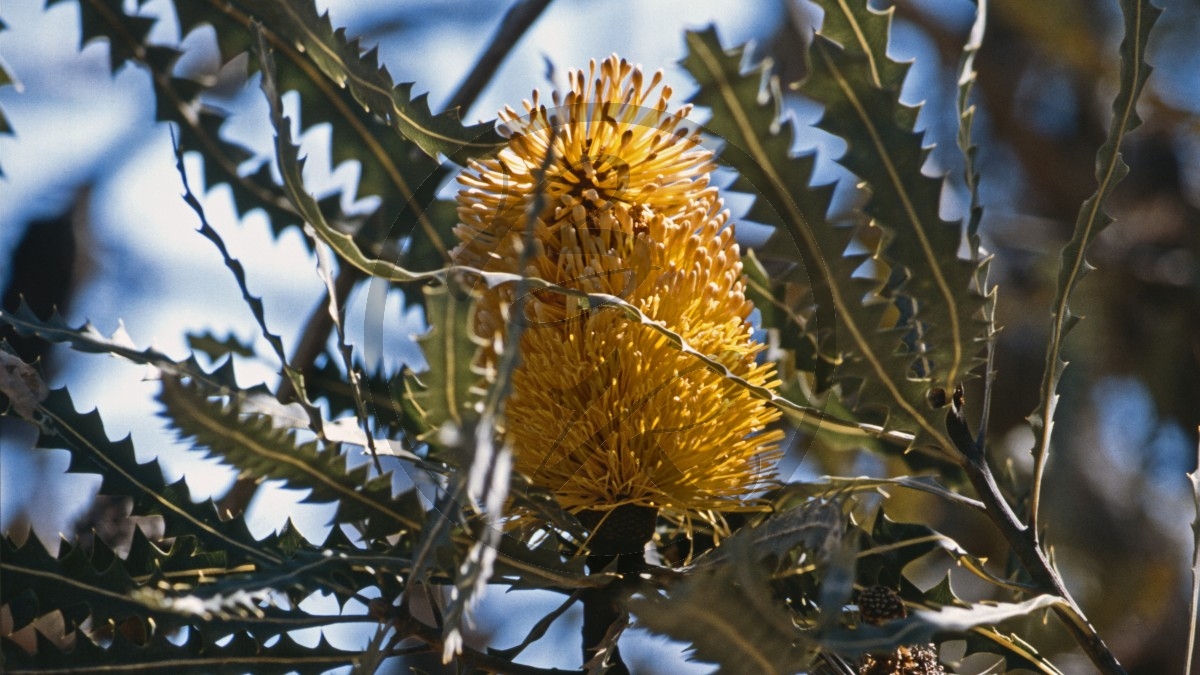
left=453, top=55, right=783, bottom=524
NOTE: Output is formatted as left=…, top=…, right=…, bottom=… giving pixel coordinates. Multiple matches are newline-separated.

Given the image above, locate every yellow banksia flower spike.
left=452, top=54, right=784, bottom=530
left=453, top=55, right=714, bottom=275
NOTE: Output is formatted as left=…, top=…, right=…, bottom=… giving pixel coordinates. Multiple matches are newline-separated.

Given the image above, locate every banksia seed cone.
left=855, top=587, right=947, bottom=675
left=860, top=645, right=947, bottom=675
left=858, top=585, right=909, bottom=625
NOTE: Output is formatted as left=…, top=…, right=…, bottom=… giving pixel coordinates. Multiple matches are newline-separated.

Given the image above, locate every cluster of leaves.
left=0, top=0, right=1173, bottom=673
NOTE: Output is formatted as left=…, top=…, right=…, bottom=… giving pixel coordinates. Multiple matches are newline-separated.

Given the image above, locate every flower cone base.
left=579, top=504, right=657, bottom=674
left=580, top=504, right=659, bottom=561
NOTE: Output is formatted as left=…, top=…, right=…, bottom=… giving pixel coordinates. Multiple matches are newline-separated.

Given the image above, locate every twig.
left=444, top=0, right=556, bottom=116
left=493, top=590, right=583, bottom=659
left=581, top=573, right=631, bottom=675
left=309, top=231, right=384, bottom=473
left=946, top=405, right=1126, bottom=674
left=277, top=264, right=360, bottom=404
left=398, top=612, right=585, bottom=675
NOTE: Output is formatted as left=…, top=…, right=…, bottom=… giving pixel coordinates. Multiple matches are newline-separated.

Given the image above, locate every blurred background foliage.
left=1, top=0, right=1198, bottom=672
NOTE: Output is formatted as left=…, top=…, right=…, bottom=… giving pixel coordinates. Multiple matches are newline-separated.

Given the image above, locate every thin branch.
left=278, top=264, right=360, bottom=403
left=946, top=406, right=1126, bottom=674
left=492, top=590, right=583, bottom=659
left=444, top=0, right=556, bottom=116
left=310, top=232, right=384, bottom=473
left=399, top=613, right=585, bottom=675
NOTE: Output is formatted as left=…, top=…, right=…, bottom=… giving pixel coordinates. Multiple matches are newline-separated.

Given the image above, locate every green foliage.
left=30, top=386, right=302, bottom=568
left=1027, top=0, right=1161, bottom=525
left=0, top=18, right=16, bottom=176
left=158, top=374, right=422, bottom=536
left=683, top=26, right=957, bottom=456
left=246, top=0, right=503, bottom=164
left=0, top=299, right=241, bottom=389
left=820, top=595, right=1065, bottom=656
left=806, top=4, right=987, bottom=394
left=628, top=498, right=1064, bottom=673
left=56, top=0, right=299, bottom=236
left=0, top=0, right=1171, bottom=672
left=401, top=283, right=487, bottom=447
left=630, top=537, right=816, bottom=675
left=186, top=331, right=256, bottom=362
left=1, top=531, right=342, bottom=639
left=4, top=630, right=368, bottom=675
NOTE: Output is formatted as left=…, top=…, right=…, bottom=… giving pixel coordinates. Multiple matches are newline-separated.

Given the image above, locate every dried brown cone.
left=858, top=585, right=908, bottom=625
left=855, top=587, right=948, bottom=675
left=859, top=644, right=947, bottom=675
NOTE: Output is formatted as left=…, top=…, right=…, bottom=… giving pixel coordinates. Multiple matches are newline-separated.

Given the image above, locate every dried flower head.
left=858, top=585, right=909, bottom=625
left=859, top=645, right=946, bottom=675
left=453, top=55, right=783, bottom=526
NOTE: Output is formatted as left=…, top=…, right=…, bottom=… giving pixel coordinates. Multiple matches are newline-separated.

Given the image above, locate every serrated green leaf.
left=2, top=629, right=367, bottom=675
left=123, top=529, right=226, bottom=581
left=491, top=531, right=587, bottom=588
left=0, top=300, right=242, bottom=391
left=816, top=0, right=908, bottom=93
left=962, top=627, right=1065, bottom=675
left=158, top=374, right=423, bottom=536
left=179, top=162, right=328, bottom=436
left=201, top=0, right=453, bottom=253
left=955, top=1, right=1000, bottom=449
left=798, top=475, right=983, bottom=512
left=172, top=0, right=253, bottom=66
left=681, top=28, right=838, bottom=352
left=67, top=0, right=154, bottom=72
left=820, top=593, right=1064, bottom=655
left=0, top=531, right=351, bottom=640
left=305, top=352, right=420, bottom=438
left=133, top=548, right=408, bottom=622
left=629, top=537, right=814, bottom=674
left=807, top=0, right=987, bottom=393
left=402, top=283, right=486, bottom=445
left=0, top=300, right=398, bottom=461
left=186, top=331, right=256, bottom=362
left=246, top=0, right=502, bottom=164
left=742, top=248, right=824, bottom=384
left=854, top=512, right=944, bottom=588
left=57, top=0, right=304, bottom=236
left=682, top=27, right=957, bottom=455
left=0, top=19, right=17, bottom=177
left=697, top=497, right=844, bottom=570
left=1, top=534, right=132, bottom=632
left=923, top=572, right=969, bottom=609
left=65, top=0, right=447, bottom=248
left=956, top=0, right=987, bottom=244
left=19, top=386, right=291, bottom=567
left=307, top=221, right=386, bottom=473
left=1029, top=0, right=1160, bottom=525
